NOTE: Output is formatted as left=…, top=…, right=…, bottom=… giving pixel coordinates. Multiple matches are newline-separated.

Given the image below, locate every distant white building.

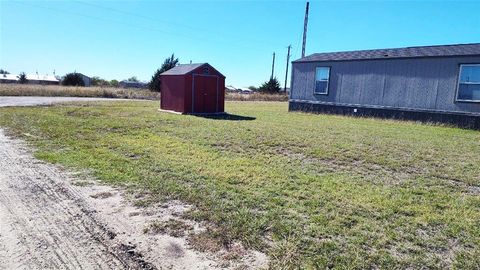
left=26, top=74, right=60, bottom=85
left=0, top=73, right=19, bottom=83
left=119, top=80, right=147, bottom=88
left=237, top=87, right=253, bottom=94
left=0, top=73, right=60, bottom=85
left=225, top=85, right=237, bottom=92
left=225, top=85, right=254, bottom=94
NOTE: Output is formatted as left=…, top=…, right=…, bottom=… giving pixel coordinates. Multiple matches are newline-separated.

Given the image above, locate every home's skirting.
left=288, top=101, right=480, bottom=129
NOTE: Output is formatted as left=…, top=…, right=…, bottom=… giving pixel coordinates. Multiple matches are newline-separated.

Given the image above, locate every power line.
left=12, top=1, right=277, bottom=54
left=12, top=1, right=178, bottom=36
left=72, top=0, right=289, bottom=55
left=72, top=0, right=206, bottom=32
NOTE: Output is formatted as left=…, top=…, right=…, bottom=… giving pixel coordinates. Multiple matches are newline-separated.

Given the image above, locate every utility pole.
left=301, top=2, right=309, bottom=58
left=284, top=45, right=291, bottom=92
left=270, top=52, right=276, bottom=80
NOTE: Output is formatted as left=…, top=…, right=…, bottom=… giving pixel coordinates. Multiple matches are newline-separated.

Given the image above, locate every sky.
left=1, top=0, right=479, bottom=87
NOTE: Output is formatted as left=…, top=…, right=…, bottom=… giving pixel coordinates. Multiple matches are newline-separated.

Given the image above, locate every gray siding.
left=290, top=56, right=480, bottom=114
left=81, top=75, right=91, bottom=87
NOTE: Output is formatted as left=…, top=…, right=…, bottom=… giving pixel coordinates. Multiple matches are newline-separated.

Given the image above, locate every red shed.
left=160, top=63, right=225, bottom=114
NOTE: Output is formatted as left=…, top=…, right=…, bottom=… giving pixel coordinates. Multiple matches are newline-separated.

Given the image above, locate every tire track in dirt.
left=0, top=129, right=153, bottom=269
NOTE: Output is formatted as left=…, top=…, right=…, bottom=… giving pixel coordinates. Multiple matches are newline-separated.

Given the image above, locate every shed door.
left=193, top=75, right=218, bottom=113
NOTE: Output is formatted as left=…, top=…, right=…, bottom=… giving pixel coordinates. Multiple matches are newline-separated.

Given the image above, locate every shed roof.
left=294, top=43, right=480, bottom=63
left=161, top=63, right=225, bottom=77
left=161, top=63, right=205, bottom=75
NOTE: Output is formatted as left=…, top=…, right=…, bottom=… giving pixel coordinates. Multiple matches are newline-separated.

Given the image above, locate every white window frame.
left=456, top=64, right=480, bottom=103
left=314, top=67, right=330, bottom=95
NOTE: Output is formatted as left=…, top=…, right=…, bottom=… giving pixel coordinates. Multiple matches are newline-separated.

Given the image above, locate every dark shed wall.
left=290, top=56, right=480, bottom=114
left=161, top=76, right=185, bottom=112
left=184, top=74, right=193, bottom=113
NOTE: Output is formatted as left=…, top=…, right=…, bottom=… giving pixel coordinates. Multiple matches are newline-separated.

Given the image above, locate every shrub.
left=149, top=54, right=179, bottom=92
left=248, top=86, right=258, bottom=91
left=18, top=72, right=27, bottom=84
left=258, top=77, right=281, bottom=93
left=110, top=79, right=119, bottom=87
left=62, top=73, right=85, bottom=86
left=91, top=76, right=111, bottom=87
left=127, top=76, right=139, bottom=82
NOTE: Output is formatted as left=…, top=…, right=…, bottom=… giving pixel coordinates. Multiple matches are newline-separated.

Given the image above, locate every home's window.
left=315, top=67, right=330, bottom=94
left=203, top=67, right=210, bottom=75
left=457, top=64, right=480, bottom=102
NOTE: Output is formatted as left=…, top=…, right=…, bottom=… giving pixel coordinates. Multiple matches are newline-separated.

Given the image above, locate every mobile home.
left=289, top=43, right=480, bottom=129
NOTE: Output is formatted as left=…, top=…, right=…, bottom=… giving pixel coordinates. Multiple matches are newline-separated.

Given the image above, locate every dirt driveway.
left=0, top=98, right=267, bottom=269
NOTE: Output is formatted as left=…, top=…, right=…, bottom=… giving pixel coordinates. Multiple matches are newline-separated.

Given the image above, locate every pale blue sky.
left=1, top=0, right=479, bottom=87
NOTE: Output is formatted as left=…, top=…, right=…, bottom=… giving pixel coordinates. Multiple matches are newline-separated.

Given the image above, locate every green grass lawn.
left=1, top=101, right=479, bottom=269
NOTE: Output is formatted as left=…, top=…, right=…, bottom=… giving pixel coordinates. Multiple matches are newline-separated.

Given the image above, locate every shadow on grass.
left=192, top=113, right=256, bottom=121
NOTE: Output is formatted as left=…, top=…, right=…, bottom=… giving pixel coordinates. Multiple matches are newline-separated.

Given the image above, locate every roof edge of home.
left=292, top=53, right=480, bottom=63
left=292, top=42, right=480, bottom=63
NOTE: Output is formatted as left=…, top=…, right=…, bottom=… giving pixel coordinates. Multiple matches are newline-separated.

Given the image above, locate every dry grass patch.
left=144, top=218, right=193, bottom=237
left=226, top=92, right=288, bottom=102
left=188, top=230, right=226, bottom=253
left=0, top=84, right=288, bottom=102
left=0, top=84, right=159, bottom=100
